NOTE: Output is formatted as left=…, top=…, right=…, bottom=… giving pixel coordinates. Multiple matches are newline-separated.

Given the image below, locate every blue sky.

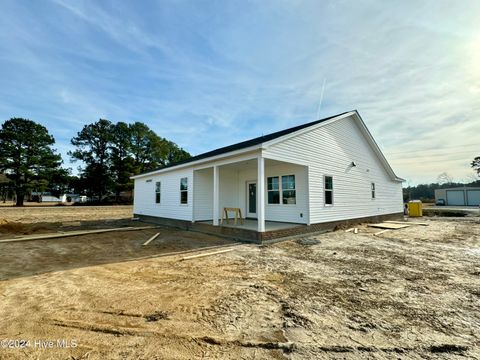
left=0, top=0, right=479, bottom=185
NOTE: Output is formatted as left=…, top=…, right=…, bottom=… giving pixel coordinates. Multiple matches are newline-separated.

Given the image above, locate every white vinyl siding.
left=236, top=162, right=308, bottom=224
left=193, top=168, right=213, bottom=221
left=263, top=115, right=403, bottom=224
left=133, top=114, right=402, bottom=225
left=133, top=168, right=193, bottom=221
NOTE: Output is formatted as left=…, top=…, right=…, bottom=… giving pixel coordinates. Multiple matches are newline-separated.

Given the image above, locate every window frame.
left=281, top=174, right=296, bottom=205
left=371, top=182, right=375, bottom=199
left=155, top=181, right=161, bottom=204
left=267, top=176, right=280, bottom=205
left=324, top=175, right=334, bottom=206
left=266, top=174, right=296, bottom=205
left=180, top=177, right=188, bottom=205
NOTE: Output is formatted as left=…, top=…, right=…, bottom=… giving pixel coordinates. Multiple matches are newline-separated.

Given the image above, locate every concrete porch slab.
left=198, top=219, right=304, bottom=232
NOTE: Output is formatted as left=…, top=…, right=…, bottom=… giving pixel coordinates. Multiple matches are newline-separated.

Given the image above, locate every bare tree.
left=437, top=172, right=454, bottom=185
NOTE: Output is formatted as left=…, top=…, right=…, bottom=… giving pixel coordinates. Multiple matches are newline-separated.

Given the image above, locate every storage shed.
left=435, top=187, right=480, bottom=206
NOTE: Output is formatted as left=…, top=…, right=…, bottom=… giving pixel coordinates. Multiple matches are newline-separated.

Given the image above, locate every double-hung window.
left=155, top=181, right=161, bottom=204
left=371, top=183, right=375, bottom=199
left=281, top=175, right=296, bottom=204
left=324, top=176, right=333, bottom=205
left=267, top=175, right=296, bottom=205
left=180, top=177, right=188, bottom=204
left=267, top=176, right=280, bottom=204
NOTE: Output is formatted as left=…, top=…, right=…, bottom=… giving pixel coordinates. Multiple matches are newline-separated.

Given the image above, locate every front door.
left=246, top=181, right=257, bottom=218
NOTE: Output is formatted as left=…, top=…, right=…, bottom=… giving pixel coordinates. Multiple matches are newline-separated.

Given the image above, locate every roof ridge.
left=136, top=110, right=355, bottom=175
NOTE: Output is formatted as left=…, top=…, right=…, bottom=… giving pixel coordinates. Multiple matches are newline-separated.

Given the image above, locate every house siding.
left=190, top=160, right=308, bottom=224
left=237, top=162, right=309, bottom=224
left=263, top=115, right=403, bottom=224
left=193, top=168, right=213, bottom=221
left=133, top=168, right=193, bottom=221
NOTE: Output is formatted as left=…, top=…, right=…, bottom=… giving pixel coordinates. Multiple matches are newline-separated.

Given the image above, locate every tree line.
left=1, top=117, right=479, bottom=207
left=0, top=118, right=190, bottom=206
left=403, top=170, right=480, bottom=202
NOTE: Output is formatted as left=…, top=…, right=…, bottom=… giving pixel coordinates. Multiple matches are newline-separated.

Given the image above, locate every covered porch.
left=193, top=155, right=309, bottom=233
left=198, top=219, right=304, bottom=232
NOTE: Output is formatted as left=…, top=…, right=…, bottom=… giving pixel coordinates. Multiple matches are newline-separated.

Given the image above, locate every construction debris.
left=142, top=232, right=160, bottom=246
left=368, top=222, right=410, bottom=230
left=385, top=220, right=429, bottom=226
left=180, top=248, right=234, bottom=261
left=374, top=229, right=391, bottom=236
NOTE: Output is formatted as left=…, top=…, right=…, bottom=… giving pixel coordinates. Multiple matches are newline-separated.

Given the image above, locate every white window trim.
left=371, top=182, right=376, bottom=200
left=266, top=174, right=296, bottom=206
left=180, top=177, right=188, bottom=205
left=267, top=176, right=280, bottom=205
left=281, top=174, right=296, bottom=206
left=324, top=175, right=334, bottom=206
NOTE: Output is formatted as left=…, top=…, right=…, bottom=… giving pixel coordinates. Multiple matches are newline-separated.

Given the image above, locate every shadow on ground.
left=0, top=222, right=237, bottom=281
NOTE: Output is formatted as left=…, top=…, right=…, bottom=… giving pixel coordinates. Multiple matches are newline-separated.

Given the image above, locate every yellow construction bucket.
left=408, top=200, right=423, bottom=217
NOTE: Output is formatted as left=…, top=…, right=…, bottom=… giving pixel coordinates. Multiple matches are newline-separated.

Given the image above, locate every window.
left=282, top=175, right=296, bottom=204
left=324, top=176, right=333, bottom=205
left=371, top=182, right=375, bottom=199
left=267, top=175, right=296, bottom=205
left=155, top=181, right=161, bottom=204
left=180, top=177, right=188, bottom=204
left=267, top=176, right=280, bottom=204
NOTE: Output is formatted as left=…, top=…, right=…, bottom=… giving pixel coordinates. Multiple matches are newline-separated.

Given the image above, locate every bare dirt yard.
left=0, top=205, right=133, bottom=224
left=0, top=210, right=479, bottom=359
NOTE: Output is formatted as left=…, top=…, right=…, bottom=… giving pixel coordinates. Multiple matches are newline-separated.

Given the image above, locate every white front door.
left=246, top=181, right=257, bottom=218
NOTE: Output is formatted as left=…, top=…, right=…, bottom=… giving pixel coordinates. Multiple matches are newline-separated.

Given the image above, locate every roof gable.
left=132, top=111, right=351, bottom=178
left=132, top=110, right=402, bottom=182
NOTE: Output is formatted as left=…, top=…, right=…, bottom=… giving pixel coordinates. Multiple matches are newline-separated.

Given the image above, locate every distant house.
left=435, top=187, right=480, bottom=206
left=31, top=192, right=64, bottom=202
left=131, top=110, right=404, bottom=242
left=30, top=192, right=87, bottom=203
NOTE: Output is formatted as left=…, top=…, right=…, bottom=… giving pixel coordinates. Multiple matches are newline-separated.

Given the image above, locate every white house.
left=132, top=111, right=404, bottom=242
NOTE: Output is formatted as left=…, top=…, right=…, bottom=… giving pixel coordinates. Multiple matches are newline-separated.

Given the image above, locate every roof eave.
left=130, top=144, right=262, bottom=179
left=351, top=111, right=403, bottom=183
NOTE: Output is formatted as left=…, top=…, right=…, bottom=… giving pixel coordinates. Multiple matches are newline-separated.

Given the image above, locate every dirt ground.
left=0, top=205, right=133, bottom=223
left=0, top=214, right=479, bottom=359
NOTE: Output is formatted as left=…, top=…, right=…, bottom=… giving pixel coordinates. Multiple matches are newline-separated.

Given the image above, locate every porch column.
left=213, top=165, right=220, bottom=226
left=257, top=156, right=265, bottom=232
